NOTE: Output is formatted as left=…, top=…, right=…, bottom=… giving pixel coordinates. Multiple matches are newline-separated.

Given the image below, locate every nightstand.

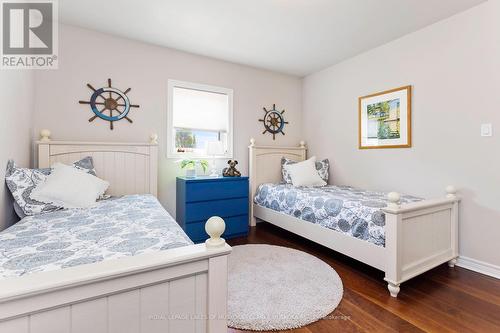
left=176, top=176, right=249, bottom=243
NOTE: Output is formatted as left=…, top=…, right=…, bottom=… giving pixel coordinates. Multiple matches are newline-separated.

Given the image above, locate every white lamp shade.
left=206, top=141, right=225, bottom=156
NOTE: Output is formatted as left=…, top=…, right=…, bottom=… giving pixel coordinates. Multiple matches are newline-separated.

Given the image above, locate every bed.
left=0, top=132, right=231, bottom=333
left=249, top=139, right=459, bottom=297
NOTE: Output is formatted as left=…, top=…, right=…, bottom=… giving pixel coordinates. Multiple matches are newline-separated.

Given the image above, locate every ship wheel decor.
left=259, top=104, right=288, bottom=140
left=79, top=78, right=139, bottom=130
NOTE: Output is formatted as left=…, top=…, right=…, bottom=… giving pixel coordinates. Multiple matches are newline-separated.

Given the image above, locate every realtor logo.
left=1, top=0, right=58, bottom=69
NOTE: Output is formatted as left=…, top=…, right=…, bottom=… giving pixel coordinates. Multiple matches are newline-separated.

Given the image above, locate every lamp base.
left=209, top=158, right=218, bottom=177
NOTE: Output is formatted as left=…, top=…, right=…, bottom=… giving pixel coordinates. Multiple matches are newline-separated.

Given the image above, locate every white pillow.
left=30, top=163, right=109, bottom=209
left=285, top=156, right=327, bottom=187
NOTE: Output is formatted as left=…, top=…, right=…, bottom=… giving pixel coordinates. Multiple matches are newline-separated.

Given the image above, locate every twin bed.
left=0, top=136, right=230, bottom=333
left=249, top=139, right=460, bottom=297
left=0, top=135, right=461, bottom=333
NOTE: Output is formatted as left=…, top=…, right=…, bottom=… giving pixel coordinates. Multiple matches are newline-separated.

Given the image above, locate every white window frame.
left=167, top=79, right=233, bottom=159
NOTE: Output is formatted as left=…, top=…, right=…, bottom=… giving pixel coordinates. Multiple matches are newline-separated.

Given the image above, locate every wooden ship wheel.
left=259, top=104, right=288, bottom=140
left=79, top=78, right=139, bottom=130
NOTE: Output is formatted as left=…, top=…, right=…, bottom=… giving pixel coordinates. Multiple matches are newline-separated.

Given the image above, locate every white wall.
left=0, top=71, right=35, bottom=230
left=33, top=24, right=302, bottom=216
left=31, top=2, right=499, bottom=270
left=303, top=0, right=500, bottom=267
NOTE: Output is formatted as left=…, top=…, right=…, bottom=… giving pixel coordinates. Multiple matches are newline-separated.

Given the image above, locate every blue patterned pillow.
left=13, top=201, right=27, bottom=219
left=5, top=157, right=97, bottom=216
left=281, top=157, right=329, bottom=184
left=72, top=156, right=97, bottom=176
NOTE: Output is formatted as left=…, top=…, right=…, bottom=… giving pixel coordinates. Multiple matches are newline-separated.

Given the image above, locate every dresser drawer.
left=185, top=180, right=248, bottom=202
left=176, top=176, right=249, bottom=241
left=185, top=197, right=248, bottom=223
left=185, top=215, right=249, bottom=242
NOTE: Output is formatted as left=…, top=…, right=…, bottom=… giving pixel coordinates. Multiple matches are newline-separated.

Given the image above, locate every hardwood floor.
left=227, top=222, right=500, bottom=333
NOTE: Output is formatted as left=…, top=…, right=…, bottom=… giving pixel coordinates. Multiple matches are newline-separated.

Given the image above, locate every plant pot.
left=185, top=168, right=196, bottom=178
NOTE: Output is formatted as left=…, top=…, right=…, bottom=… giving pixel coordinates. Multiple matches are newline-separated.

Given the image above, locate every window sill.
left=166, top=153, right=233, bottom=160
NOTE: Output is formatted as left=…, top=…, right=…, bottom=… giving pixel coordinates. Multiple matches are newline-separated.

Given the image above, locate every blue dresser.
left=176, top=176, right=249, bottom=243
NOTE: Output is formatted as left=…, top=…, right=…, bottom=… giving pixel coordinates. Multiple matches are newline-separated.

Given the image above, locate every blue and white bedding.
left=0, top=194, right=192, bottom=279
left=254, top=183, right=422, bottom=247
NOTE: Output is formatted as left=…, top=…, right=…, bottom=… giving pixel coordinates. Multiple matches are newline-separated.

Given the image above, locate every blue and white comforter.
left=254, top=184, right=421, bottom=247
left=0, top=195, right=192, bottom=279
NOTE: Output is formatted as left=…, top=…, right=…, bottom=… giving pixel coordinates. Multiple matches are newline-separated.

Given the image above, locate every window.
left=167, top=80, right=233, bottom=158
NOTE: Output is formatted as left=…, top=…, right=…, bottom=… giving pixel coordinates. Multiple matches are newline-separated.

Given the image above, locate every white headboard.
left=248, top=138, right=307, bottom=225
left=37, top=131, right=159, bottom=197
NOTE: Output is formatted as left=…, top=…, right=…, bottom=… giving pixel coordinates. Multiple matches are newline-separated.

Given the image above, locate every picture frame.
left=358, top=85, right=412, bottom=149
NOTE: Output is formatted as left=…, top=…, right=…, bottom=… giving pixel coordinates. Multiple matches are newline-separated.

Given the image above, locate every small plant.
left=180, top=159, right=209, bottom=173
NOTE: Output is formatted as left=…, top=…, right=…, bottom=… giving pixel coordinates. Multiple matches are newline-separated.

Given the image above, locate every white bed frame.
left=0, top=131, right=231, bottom=333
left=249, top=139, right=460, bottom=297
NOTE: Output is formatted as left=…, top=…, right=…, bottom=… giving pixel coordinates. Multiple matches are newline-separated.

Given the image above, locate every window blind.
left=172, top=86, right=229, bottom=132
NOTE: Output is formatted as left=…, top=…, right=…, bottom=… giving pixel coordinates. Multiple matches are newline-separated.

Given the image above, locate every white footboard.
left=0, top=218, right=231, bottom=333
left=383, top=187, right=459, bottom=297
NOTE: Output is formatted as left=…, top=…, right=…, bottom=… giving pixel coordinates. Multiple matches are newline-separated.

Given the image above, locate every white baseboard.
left=456, top=256, right=500, bottom=280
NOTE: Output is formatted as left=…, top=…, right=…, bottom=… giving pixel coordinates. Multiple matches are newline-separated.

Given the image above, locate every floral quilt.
left=0, top=194, right=192, bottom=279
left=254, top=183, right=421, bottom=247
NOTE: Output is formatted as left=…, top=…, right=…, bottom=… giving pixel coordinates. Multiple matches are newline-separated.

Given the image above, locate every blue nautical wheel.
left=79, top=78, right=139, bottom=130
left=259, top=104, right=288, bottom=140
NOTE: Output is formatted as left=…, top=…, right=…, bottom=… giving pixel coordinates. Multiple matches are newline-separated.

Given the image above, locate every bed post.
left=38, top=129, right=51, bottom=168
left=446, top=185, right=459, bottom=268
left=384, top=192, right=402, bottom=297
left=149, top=134, right=159, bottom=197
left=205, top=216, right=229, bottom=332
left=249, top=138, right=257, bottom=227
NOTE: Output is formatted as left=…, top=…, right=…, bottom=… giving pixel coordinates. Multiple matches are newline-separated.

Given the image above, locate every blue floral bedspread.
left=254, top=184, right=421, bottom=247
left=0, top=194, right=192, bottom=279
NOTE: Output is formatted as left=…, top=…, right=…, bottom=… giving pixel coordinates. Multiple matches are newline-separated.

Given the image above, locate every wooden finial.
left=387, top=192, right=401, bottom=209
left=149, top=133, right=158, bottom=144
left=40, top=129, right=51, bottom=142
left=250, top=138, right=256, bottom=146
left=205, top=216, right=226, bottom=248
left=299, top=141, right=306, bottom=148
left=446, top=185, right=457, bottom=199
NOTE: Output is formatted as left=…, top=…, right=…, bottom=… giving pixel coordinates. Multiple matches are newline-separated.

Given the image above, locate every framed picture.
left=358, top=86, right=411, bottom=149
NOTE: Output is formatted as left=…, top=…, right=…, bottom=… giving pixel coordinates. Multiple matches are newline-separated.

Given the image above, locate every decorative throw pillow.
left=284, top=157, right=327, bottom=187
left=30, top=163, right=109, bottom=209
left=281, top=157, right=329, bottom=184
left=72, top=156, right=97, bottom=176
left=5, top=157, right=97, bottom=216
left=13, top=201, right=27, bottom=219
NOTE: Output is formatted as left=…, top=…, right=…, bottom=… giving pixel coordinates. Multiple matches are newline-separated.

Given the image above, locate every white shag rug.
left=228, top=244, right=343, bottom=331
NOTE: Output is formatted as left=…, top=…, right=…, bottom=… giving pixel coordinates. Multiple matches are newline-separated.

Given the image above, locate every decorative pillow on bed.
left=72, top=156, right=97, bottom=176
left=284, top=157, right=327, bottom=187
left=30, top=163, right=109, bottom=209
left=5, top=157, right=97, bottom=216
left=281, top=157, right=329, bottom=184
left=13, top=201, right=27, bottom=219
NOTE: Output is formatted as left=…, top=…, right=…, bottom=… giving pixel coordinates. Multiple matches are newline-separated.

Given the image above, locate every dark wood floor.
left=227, top=222, right=500, bottom=333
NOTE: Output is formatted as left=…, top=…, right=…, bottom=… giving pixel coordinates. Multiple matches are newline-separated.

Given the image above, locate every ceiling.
left=59, top=0, right=486, bottom=77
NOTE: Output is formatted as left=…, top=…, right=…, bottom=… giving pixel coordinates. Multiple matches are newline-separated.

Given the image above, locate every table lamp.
left=206, top=141, right=225, bottom=177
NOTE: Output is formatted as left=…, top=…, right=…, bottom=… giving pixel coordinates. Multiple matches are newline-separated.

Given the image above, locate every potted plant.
left=180, top=159, right=209, bottom=178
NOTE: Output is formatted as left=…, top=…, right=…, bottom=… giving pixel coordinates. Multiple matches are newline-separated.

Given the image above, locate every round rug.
left=228, top=244, right=343, bottom=331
